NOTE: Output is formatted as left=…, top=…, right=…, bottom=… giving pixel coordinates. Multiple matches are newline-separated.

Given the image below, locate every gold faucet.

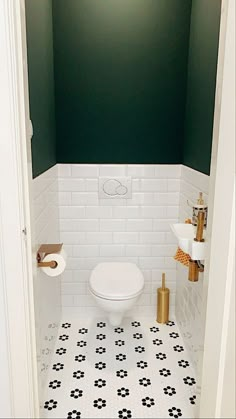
left=188, top=211, right=205, bottom=282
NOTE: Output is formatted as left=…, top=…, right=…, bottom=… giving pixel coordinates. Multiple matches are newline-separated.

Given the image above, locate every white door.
left=0, top=0, right=39, bottom=417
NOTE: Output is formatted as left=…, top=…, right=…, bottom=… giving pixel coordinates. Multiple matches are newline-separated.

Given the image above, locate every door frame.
left=0, top=0, right=234, bottom=417
left=0, top=0, right=39, bottom=417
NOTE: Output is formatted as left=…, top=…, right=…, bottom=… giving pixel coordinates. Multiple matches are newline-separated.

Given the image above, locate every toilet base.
left=108, top=312, right=123, bottom=327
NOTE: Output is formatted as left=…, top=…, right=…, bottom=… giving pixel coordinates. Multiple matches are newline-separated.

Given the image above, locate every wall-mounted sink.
left=170, top=223, right=206, bottom=261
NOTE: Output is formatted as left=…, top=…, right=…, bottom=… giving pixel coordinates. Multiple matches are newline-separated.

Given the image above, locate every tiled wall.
left=58, top=164, right=181, bottom=317
left=176, top=165, right=209, bottom=373
left=32, top=165, right=61, bottom=397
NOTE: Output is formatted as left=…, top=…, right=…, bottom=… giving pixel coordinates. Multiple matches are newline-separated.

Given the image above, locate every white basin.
left=170, top=223, right=207, bottom=261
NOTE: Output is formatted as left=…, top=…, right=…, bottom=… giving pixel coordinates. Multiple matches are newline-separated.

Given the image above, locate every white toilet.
left=89, top=262, right=144, bottom=326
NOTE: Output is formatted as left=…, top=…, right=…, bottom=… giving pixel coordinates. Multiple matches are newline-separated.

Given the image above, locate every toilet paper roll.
left=40, top=249, right=67, bottom=277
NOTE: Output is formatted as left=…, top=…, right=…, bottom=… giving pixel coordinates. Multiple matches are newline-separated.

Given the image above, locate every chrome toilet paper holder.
left=37, top=243, right=63, bottom=268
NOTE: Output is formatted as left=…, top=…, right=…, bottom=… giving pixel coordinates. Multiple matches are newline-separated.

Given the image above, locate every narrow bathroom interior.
left=25, top=1, right=223, bottom=418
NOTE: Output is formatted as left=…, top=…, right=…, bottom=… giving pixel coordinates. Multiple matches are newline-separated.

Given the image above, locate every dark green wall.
left=183, top=0, right=222, bottom=175
left=25, top=0, right=56, bottom=178
left=53, top=0, right=192, bottom=164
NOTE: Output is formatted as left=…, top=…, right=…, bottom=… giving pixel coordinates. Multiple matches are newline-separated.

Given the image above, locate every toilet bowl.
left=89, top=262, right=144, bottom=326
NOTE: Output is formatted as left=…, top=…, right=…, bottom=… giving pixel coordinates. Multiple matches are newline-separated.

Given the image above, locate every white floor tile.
left=41, top=316, right=198, bottom=419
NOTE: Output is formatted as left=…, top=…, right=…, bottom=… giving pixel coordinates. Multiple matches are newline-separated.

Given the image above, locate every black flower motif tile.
left=96, top=334, right=106, bottom=340
left=142, top=397, right=155, bottom=407
left=166, top=321, right=175, bottom=326
left=159, top=368, right=171, bottom=377
left=43, top=318, right=196, bottom=419
left=97, top=322, right=106, bottom=328
left=118, top=408, right=132, bottom=419
left=52, top=363, right=64, bottom=371
left=49, top=380, right=61, bottom=389
left=131, top=321, right=141, bottom=327
left=135, top=346, right=145, bottom=353
left=116, top=370, right=128, bottom=378
left=94, top=378, right=106, bottom=388
left=178, top=360, right=189, bottom=368
left=183, top=376, right=196, bottom=386
left=67, top=410, right=81, bottom=419
left=173, top=345, right=184, bottom=353
left=150, top=326, right=159, bottom=333
left=75, top=354, right=86, bottom=362
left=62, top=323, right=71, bottom=329
left=70, top=388, right=83, bottom=399
left=169, top=332, right=179, bottom=339
left=44, top=400, right=57, bottom=411
left=59, top=334, right=69, bottom=341
left=133, top=333, right=143, bottom=339
left=78, top=328, right=88, bottom=334
left=95, top=347, right=106, bottom=354
left=115, top=340, right=125, bottom=346
left=168, top=407, right=182, bottom=418
left=163, top=386, right=176, bottom=396
left=153, top=338, right=163, bottom=346
left=56, top=348, right=66, bottom=355
left=115, top=327, right=124, bottom=334
left=139, top=377, right=151, bottom=387
left=117, top=387, right=130, bottom=397
left=93, top=398, right=106, bottom=409
left=73, top=370, right=85, bottom=379
left=77, top=340, right=87, bottom=347
left=95, top=362, right=106, bottom=370
left=189, top=395, right=196, bottom=405
left=156, top=352, right=167, bottom=360
left=116, top=354, right=126, bottom=361
left=137, top=360, right=148, bottom=369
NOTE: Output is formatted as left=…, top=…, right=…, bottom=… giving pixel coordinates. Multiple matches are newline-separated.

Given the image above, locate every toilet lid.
left=89, top=262, right=144, bottom=300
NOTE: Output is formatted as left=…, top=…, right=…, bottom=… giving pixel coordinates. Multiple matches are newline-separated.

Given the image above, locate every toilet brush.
left=157, top=273, right=169, bottom=324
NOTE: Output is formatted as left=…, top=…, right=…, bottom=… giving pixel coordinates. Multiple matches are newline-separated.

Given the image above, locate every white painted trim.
left=0, top=0, right=39, bottom=417
left=200, top=0, right=235, bottom=416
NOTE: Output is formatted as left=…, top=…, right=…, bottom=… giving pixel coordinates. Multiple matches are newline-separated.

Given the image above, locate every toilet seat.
left=89, top=262, right=144, bottom=301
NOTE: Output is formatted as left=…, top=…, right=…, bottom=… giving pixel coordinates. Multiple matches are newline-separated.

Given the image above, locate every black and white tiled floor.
left=42, top=317, right=197, bottom=419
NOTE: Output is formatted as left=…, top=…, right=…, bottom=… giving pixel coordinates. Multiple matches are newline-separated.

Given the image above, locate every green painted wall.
left=25, top=0, right=56, bottom=178
left=183, top=0, right=222, bottom=175
left=53, top=0, right=192, bottom=164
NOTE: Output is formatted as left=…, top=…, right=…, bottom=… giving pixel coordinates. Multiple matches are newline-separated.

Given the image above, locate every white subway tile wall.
left=57, top=164, right=181, bottom=317
left=176, top=165, right=209, bottom=372
left=32, top=165, right=61, bottom=396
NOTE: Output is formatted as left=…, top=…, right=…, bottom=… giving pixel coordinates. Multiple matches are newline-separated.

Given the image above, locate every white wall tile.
left=73, top=245, right=100, bottom=257
left=60, top=219, right=99, bottom=232
left=140, top=179, right=167, bottom=192
left=99, top=245, right=125, bottom=257
left=59, top=178, right=85, bottom=192
left=71, top=164, right=99, bottom=178
left=56, top=164, right=202, bottom=319
left=140, top=206, right=166, bottom=218
left=175, top=165, right=209, bottom=372
left=99, top=165, right=127, bottom=177
left=100, top=219, right=126, bottom=232
left=139, top=232, right=166, bottom=244
left=86, top=206, right=112, bottom=219
left=125, top=245, right=152, bottom=257
left=127, top=165, right=156, bottom=178
left=155, top=164, right=181, bottom=179
left=59, top=206, right=85, bottom=219
left=85, top=179, right=99, bottom=192
left=86, top=232, right=113, bottom=244
left=126, top=219, right=153, bottom=232
left=113, top=232, right=139, bottom=244
left=58, top=164, right=71, bottom=177
left=72, top=192, right=99, bottom=206
left=112, top=206, right=140, bottom=219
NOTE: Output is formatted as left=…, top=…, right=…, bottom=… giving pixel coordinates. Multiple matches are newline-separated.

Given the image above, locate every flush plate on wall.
left=99, top=177, right=132, bottom=199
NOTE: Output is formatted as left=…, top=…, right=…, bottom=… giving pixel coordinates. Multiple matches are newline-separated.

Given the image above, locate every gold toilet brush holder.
left=157, top=273, right=170, bottom=324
